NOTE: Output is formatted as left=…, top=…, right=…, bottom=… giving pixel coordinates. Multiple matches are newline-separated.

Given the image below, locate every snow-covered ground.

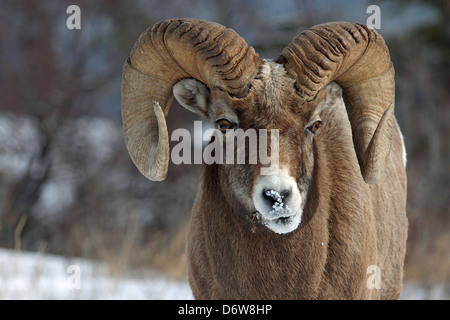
left=400, top=282, right=450, bottom=300
left=0, top=248, right=193, bottom=300
left=1, top=248, right=448, bottom=299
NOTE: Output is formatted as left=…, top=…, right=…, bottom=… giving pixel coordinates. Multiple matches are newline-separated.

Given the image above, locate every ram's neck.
left=188, top=163, right=330, bottom=299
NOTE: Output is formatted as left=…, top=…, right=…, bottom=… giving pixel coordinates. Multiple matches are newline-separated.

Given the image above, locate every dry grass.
left=404, top=230, right=450, bottom=285
left=79, top=215, right=190, bottom=283
left=138, top=220, right=190, bottom=279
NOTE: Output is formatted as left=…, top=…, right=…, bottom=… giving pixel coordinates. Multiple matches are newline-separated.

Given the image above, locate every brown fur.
left=177, top=61, right=408, bottom=299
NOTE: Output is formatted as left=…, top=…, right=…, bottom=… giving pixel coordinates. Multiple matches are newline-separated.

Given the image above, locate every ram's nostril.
left=262, top=191, right=276, bottom=206
left=281, top=191, right=290, bottom=200
left=262, top=189, right=290, bottom=207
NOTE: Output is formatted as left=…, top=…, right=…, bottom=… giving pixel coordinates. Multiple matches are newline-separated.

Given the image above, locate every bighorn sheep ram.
left=121, top=19, right=408, bottom=299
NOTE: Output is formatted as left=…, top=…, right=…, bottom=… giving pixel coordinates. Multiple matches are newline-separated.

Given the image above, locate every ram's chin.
left=261, top=212, right=302, bottom=234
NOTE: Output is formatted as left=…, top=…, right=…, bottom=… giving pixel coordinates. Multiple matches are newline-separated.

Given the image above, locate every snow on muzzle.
left=252, top=169, right=302, bottom=234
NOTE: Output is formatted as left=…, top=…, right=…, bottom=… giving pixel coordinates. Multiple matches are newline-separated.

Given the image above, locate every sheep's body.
left=121, top=19, right=408, bottom=300
left=186, top=84, right=407, bottom=299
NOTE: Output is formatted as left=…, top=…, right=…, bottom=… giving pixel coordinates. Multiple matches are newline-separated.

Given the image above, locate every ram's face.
left=122, top=19, right=396, bottom=236
left=174, top=61, right=326, bottom=234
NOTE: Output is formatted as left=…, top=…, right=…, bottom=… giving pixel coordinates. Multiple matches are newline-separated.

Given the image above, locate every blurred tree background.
left=0, top=0, right=448, bottom=295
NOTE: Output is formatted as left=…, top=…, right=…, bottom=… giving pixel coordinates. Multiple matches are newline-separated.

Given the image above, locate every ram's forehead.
left=217, top=60, right=304, bottom=128
left=253, top=60, right=295, bottom=106
left=239, top=60, right=304, bottom=125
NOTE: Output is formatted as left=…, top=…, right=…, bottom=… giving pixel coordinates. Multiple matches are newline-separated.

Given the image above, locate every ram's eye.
left=308, top=121, right=322, bottom=134
left=216, top=119, right=236, bottom=133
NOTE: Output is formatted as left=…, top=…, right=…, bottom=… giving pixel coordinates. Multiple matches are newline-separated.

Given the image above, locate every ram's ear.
left=173, top=79, right=210, bottom=119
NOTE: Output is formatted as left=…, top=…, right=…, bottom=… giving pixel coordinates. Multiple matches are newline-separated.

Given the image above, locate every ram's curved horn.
left=277, top=22, right=395, bottom=184
left=122, top=19, right=262, bottom=180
